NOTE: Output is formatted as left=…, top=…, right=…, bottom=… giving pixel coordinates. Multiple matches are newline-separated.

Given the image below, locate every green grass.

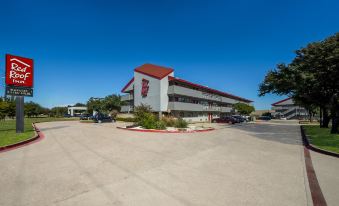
left=0, top=117, right=78, bottom=147
left=303, top=125, right=339, bottom=153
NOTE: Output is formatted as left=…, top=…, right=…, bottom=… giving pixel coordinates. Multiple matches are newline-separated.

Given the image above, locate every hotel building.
left=120, top=64, right=252, bottom=122
left=271, top=98, right=309, bottom=120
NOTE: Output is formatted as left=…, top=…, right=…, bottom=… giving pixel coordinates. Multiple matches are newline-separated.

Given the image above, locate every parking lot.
left=1, top=121, right=310, bottom=206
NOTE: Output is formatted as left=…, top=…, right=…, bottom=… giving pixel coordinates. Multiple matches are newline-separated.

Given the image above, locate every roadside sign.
left=6, top=54, right=34, bottom=88
left=6, top=86, right=33, bottom=97
left=5, top=54, right=34, bottom=133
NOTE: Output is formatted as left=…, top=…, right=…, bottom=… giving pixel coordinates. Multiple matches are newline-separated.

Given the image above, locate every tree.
left=0, top=100, right=9, bottom=121
left=50, top=107, right=68, bottom=117
left=73, top=102, right=86, bottom=107
left=40, top=107, right=51, bottom=116
left=234, top=103, right=255, bottom=115
left=259, top=33, right=339, bottom=133
left=87, top=94, right=123, bottom=114
left=24, top=101, right=43, bottom=117
left=87, top=97, right=103, bottom=114
left=102, top=94, right=123, bottom=113
left=7, top=101, right=15, bottom=118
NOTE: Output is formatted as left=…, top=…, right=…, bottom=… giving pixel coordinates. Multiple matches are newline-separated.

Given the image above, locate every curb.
left=116, top=126, right=215, bottom=133
left=301, top=126, right=339, bottom=158
left=300, top=126, right=328, bottom=206
left=0, top=123, right=45, bottom=153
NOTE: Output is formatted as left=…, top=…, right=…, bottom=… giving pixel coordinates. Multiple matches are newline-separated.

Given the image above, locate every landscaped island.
left=118, top=104, right=214, bottom=132
left=303, top=125, right=339, bottom=154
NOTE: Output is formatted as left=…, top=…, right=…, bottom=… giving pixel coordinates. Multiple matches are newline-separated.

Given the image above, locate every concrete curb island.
left=116, top=126, right=215, bottom=133
left=0, top=123, right=45, bottom=153
left=300, top=126, right=339, bottom=158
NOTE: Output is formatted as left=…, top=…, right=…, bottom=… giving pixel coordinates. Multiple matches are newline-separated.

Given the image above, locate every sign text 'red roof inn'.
left=6, top=54, right=34, bottom=88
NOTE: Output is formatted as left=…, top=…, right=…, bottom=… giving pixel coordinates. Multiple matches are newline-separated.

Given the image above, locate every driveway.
left=0, top=121, right=310, bottom=206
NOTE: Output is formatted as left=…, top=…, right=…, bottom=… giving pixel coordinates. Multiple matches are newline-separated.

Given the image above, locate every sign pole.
left=16, top=96, right=24, bottom=133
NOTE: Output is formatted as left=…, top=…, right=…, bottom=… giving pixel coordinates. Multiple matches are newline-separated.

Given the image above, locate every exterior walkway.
left=311, top=150, right=339, bottom=205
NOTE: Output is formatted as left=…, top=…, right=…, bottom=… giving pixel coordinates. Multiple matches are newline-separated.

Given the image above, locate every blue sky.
left=0, top=0, right=338, bottom=109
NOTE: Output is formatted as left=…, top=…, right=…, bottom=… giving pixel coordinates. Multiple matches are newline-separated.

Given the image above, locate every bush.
left=134, top=104, right=152, bottom=125
left=116, top=117, right=136, bottom=122
left=155, top=120, right=166, bottom=130
left=140, top=113, right=157, bottom=129
left=161, top=116, right=176, bottom=127
left=175, top=118, right=188, bottom=128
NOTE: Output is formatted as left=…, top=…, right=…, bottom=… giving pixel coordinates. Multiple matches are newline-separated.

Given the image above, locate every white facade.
left=134, top=71, right=173, bottom=112
left=121, top=64, right=252, bottom=122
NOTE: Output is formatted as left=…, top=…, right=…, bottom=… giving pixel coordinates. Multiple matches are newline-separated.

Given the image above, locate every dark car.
left=80, top=114, right=92, bottom=120
left=93, top=113, right=113, bottom=123
left=212, top=116, right=237, bottom=124
left=232, top=115, right=246, bottom=123
left=258, top=116, right=271, bottom=121
left=63, top=114, right=71, bottom=118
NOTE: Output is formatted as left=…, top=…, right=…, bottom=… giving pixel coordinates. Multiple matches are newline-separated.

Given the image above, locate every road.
left=0, top=121, right=312, bottom=206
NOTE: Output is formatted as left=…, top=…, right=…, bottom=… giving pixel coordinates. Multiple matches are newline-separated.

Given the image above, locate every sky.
left=0, top=0, right=338, bottom=109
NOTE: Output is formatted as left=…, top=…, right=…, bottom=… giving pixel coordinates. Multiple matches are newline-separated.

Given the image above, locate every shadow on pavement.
left=41, top=125, right=69, bottom=131
left=225, top=123, right=302, bottom=145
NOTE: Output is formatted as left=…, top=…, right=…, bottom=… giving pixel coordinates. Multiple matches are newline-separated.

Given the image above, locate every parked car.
left=80, top=114, right=92, bottom=120
left=258, top=116, right=271, bottom=120
left=232, top=115, right=246, bottom=123
left=63, top=114, right=71, bottom=118
left=212, top=116, right=238, bottom=124
left=93, top=113, right=113, bottom=123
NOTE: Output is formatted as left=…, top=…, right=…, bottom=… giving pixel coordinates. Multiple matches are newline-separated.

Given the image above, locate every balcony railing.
left=168, top=102, right=232, bottom=113
left=168, top=102, right=203, bottom=111
left=221, top=107, right=232, bottom=113
left=168, top=85, right=237, bottom=104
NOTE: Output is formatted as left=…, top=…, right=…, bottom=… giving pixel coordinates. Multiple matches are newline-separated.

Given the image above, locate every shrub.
left=175, top=118, right=188, bottom=128
left=134, top=104, right=152, bottom=125
left=155, top=120, right=167, bottom=130
left=140, top=113, right=157, bottom=129
left=116, top=117, right=136, bottom=122
left=161, top=116, right=176, bottom=127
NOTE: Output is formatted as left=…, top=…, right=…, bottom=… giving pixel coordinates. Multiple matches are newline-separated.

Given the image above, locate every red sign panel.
left=6, top=54, right=34, bottom=87
left=141, top=78, right=149, bottom=97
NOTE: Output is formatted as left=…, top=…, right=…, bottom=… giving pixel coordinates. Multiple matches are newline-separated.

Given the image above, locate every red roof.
left=121, top=77, right=134, bottom=93
left=271, top=97, right=292, bottom=106
left=168, top=76, right=252, bottom=103
left=134, top=63, right=174, bottom=79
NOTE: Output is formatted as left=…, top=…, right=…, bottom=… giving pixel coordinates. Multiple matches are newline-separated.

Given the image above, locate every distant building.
left=120, top=63, right=252, bottom=122
left=271, top=98, right=308, bottom=120
left=251, top=110, right=275, bottom=117
left=67, top=106, right=87, bottom=116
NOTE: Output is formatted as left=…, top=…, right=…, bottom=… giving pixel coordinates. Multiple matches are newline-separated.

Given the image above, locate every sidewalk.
left=310, top=151, right=339, bottom=205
